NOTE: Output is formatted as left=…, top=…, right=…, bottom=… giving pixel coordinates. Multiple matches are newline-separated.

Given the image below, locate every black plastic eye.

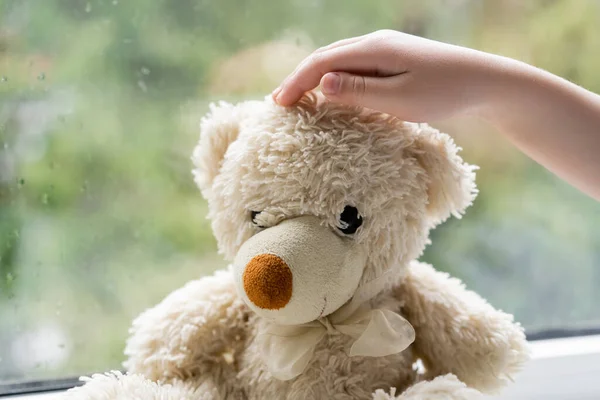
left=250, top=211, right=265, bottom=228
left=338, top=206, right=362, bottom=235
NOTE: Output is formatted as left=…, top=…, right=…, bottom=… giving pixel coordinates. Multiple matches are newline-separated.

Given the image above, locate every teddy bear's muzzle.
left=233, top=215, right=367, bottom=325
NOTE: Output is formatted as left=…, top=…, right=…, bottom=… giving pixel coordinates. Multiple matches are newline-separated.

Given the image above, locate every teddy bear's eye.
left=338, top=206, right=362, bottom=235
left=250, top=211, right=266, bottom=228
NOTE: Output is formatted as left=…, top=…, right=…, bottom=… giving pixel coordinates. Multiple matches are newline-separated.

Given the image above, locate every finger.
left=271, top=36, right=367, bottom=101
left=314, top=34, right=366, bottom=53
left=275, top=43, right=389, bottom=106
left=289, top=36, right=367, bottom=81
left=320, top=71, right=409, bottom=116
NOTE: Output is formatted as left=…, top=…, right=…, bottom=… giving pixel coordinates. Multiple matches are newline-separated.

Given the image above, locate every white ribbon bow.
left=258, top=303, right=416, bottom=381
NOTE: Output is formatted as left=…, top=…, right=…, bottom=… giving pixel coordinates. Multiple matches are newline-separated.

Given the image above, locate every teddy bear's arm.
left=393, top=261, right=530, bottom=394
left=123, top=267, right=249, bottom=383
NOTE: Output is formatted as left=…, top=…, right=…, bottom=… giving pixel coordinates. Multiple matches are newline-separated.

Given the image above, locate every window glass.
left=1, top=0, right=599, bottom=386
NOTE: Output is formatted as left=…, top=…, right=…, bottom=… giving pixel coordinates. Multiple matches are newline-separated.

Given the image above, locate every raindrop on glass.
left=3, top=143, right=7, bottom=149
left=85, top=2, right=92, bottom=12
left=37, top=72, right=45, bottom=81
left=42, top=193, right=49, bottom=204
left=18, top=178, right=25, bottom=186
left=137, top=80, right=148, bottom=92
left=1, top=76, right=7, bottom=82
left=112, top=0, right=118, bottom=4
left=141, top=67, right=150, bottom=75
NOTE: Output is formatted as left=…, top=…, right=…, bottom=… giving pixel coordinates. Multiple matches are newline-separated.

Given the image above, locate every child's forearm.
left=475, top=54, right=600, bottom=200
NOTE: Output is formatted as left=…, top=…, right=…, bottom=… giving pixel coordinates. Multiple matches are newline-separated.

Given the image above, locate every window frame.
left=0, top=376, right=81, bottom=398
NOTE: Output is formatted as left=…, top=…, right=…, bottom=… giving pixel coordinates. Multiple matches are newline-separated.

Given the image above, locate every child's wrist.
left=466, top=53, right=534, bottom=124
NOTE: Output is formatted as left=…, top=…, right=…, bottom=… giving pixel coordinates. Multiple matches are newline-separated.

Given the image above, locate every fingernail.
left=275, top=91, right=284, bottom=105
left=271, top=86, right=282, bottom=100
left=322, top=73, right=341, bottom=95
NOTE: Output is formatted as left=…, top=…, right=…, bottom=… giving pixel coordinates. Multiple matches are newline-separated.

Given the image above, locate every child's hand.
left=272, top=30, right=493, bottom=122
left=273, top=30, right=600, bottom=201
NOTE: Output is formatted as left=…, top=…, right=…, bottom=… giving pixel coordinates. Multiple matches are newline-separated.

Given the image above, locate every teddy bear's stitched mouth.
left=317, top=296, right=327, bottom=318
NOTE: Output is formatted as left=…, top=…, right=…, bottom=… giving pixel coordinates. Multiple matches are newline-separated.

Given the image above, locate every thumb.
left=320, top=72, right=395, bottom=110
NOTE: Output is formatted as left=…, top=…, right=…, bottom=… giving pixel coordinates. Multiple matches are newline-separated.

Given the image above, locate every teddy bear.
left=63, top=92, right=529, bottom=400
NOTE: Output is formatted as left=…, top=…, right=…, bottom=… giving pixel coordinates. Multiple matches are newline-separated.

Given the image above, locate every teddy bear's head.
left=192, top=93, right=476, bottom=326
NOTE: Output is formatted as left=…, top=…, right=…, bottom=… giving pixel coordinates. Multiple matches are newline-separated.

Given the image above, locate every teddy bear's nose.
left=242, top=254, right=293, bottom=310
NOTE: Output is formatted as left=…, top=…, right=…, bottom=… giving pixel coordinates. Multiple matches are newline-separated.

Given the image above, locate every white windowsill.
left=492, top=334, right=600, bottom=400
left=7, top=335, right=600, bottom=399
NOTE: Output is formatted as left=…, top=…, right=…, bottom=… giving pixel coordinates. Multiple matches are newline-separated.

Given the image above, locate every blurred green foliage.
left=0, top=0, right=599, bottom=384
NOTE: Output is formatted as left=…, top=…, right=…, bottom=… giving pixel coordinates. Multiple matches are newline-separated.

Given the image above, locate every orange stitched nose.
left=243, top=254, right=293, bottom=310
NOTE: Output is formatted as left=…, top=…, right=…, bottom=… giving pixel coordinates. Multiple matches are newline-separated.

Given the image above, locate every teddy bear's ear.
left=192, top=101, right=246, bottom=197
left=411, top=124, right=478, bottom=226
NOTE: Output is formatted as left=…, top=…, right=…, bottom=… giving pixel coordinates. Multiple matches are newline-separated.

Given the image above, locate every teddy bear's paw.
left=59, top=371, right=217, bottom=400
left=372, top=374, right=482, bottom=400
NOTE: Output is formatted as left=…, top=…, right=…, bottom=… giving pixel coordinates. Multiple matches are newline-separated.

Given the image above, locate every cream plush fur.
left=63, top=93, right=529, bottom=399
